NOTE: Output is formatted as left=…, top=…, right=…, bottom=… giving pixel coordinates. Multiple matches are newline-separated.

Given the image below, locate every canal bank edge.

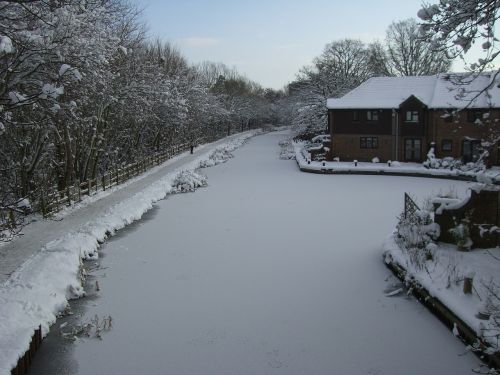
left=383, top=252, right=500, bottom=370
left=294, top=144, right=500, bottom=184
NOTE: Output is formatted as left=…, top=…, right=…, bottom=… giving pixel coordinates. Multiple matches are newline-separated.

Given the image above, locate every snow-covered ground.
left=295, top=143, right=500, bottom=183
left=0, top=132, right=254, bottom=375
left=28, top=131, right=484, bottom=374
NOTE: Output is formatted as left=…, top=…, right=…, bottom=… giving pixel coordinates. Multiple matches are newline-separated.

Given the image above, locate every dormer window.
left=366, top=110, right=379, bottom=121
left=405, top=110, right=419, bottom=123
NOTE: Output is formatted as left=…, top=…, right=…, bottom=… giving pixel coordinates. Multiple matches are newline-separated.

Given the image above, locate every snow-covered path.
left=31, top=132, right=481, bottom=374
left=0, top=134, right=246, bottom=285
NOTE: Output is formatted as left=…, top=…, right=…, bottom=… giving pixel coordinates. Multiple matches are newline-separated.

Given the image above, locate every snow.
left=29, top=131, right=480, bottom=374
left=311, top=134, right=330, bottom=143
left=0, top=36, right=13, bottom=54
left=8, top=91, right=26, bottom=104
left=41, top=84, right=64, bottom=99
left=58, top=64, right=82, bottom=80
left=326, top=73, right=500, bottom=109
left=295, top=144, right=500, bottom=182
left=0, top=132, right=254, bottom=375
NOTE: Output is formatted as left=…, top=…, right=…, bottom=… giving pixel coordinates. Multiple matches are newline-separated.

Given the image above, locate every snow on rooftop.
left=326, top=73, right=500, bottom=110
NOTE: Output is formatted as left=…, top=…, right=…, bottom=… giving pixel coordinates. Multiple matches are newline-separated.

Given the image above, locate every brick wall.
left=430, top=109, right=500, bottom=164
left=332, top=134, right=393, bottom=161
left=434, top=189, right=500, bottom=248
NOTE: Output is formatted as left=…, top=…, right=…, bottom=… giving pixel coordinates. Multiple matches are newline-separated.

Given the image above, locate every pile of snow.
left=0, top=132, right=254, bottom=374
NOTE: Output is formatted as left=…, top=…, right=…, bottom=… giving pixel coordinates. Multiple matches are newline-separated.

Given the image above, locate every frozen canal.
left=30, top=132, right=481, bottom=374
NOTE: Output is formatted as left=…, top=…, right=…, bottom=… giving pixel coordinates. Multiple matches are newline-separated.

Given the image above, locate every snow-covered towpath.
left=31, top=131, right=481, bottom=374
left=0, top=134, right=247, bottom=285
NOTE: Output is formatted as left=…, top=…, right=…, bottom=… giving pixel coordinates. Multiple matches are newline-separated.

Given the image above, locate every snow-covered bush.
left=449, top=218, right=473, bottom=251
left=423, top=149, right=485, bottom=172
left=304, top=140, right=326, bottom=161
left=372, top=157, right=380, bottom=163
left=396, top=208, right=440, bottom=269
left=279, top=139, right=295, bottom=160
left=172, top=170, right=208, bottom=193
left=423, top=148, right=440, bottom=169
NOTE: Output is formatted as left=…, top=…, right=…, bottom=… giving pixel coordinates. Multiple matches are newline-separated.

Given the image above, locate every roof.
left=326, top=73, right=500, bottom=110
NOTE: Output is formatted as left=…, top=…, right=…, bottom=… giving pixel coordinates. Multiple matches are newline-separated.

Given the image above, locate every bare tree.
left=285, top=39, right=375, bottom=136
left=386, top=18, right=452, bottom=76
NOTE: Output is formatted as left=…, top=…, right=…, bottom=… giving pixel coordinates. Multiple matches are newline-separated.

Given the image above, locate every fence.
left=0, top=139, right=203, bottom=229
left=38, top=141, right=198, bottom=216
left=11, top=325, right=42, bottom=375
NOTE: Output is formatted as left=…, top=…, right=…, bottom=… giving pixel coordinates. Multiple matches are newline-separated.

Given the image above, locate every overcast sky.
left=132, top=0, right=435, bottom=89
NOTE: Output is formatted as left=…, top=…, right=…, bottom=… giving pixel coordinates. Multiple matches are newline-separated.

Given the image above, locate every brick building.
left=326, top=73, right=500, bottom=164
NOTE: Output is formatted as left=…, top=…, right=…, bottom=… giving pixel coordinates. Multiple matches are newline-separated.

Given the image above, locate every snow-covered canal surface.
left=30, top=132, right=480, bottom=374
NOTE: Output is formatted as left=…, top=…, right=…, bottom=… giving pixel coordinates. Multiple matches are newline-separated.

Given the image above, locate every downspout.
left=396, top=111, right=399, bottom=161
left=392, top=109, right=399, bottom=161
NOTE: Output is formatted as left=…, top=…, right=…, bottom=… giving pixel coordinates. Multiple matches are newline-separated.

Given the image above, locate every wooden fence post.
left=77, top=179, right=81, bottom=202
left=87, top=179, right=91, bottom=196
left=40, top=190, right=47, bottom=217
left=66, top=185, right=71, bottom=206
left=102, top=175, right=106, bottom=191
left=8, top=209, right=16, bottom=229
left=464, top=277, right=473, bottom=295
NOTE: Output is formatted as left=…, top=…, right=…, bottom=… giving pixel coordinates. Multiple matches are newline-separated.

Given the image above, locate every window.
left=467, top=110, right=483, bottom=123
left=462, top=139, right=482, bottom=162
left=353, top=110, right=359, bottom=121
left=441, top=139, right=453, bottom=152
left=404, top=139, right=422, bottom=161
left=366, top=110, right=379, bottom=121
left=360, top=137, right=378, bottom=149
left=405, top=110, right=419, bottom=122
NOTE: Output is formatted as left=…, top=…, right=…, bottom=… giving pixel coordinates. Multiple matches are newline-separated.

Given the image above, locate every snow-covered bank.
left=383, top=234, right=500, bottom=358
left=0, top=133, right=254, bottom=375
left=295, top=144, right=500, bottom=183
